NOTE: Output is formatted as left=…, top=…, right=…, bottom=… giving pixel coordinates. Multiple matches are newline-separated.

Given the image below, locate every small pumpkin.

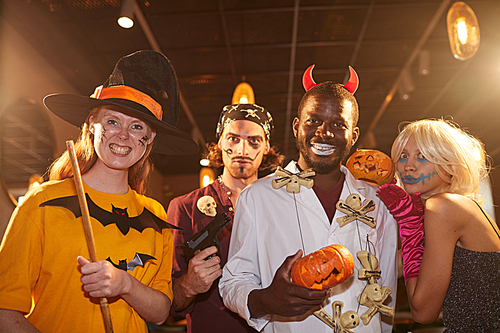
left=345, top=149, right=395, bottom=186
left=291, top=244, right=354, bottom=290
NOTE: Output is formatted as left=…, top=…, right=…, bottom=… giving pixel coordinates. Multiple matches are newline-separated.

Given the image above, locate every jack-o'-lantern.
left=345, top=149, right=395, bottom=186
left=291, top=244, right=354, bottom=290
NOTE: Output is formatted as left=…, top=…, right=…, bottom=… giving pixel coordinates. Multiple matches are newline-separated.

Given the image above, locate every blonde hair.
left=391, top=118, right=490, bottom=199
left=47, top=107, right=155, bottom=195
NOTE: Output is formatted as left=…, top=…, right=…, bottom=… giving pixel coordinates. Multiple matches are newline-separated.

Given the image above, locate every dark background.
left=2, top=0, right=500, bottom=175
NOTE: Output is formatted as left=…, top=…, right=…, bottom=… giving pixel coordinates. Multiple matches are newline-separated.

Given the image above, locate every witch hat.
left=43, top=50, right=198, bottom=155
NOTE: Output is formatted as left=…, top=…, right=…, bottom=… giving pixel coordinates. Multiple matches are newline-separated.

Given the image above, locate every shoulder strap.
left=473, top=200, right=500, bottom=240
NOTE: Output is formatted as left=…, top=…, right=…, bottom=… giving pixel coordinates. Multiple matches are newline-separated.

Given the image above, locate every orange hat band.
left=93, top=85, right=163, bottom=121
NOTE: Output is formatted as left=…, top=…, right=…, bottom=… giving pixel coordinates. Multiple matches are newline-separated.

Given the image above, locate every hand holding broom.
left=66, top=140, right=114, bottom=333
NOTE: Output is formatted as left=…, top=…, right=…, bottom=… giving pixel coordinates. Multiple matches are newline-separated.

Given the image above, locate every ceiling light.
left=398, top=68, right=415, bottom=101
left=231, top=82, right=255, bottom=104
left=118, top=0, right=136, bottom=29
left=446, top=2, right=480, bottom=61
left=200, top=159, right=209, bottom=167
left=419, top=50, right=430, bottom=76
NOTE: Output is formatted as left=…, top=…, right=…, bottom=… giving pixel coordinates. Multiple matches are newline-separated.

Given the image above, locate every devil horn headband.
left=302, top=64, right=359, bottom=94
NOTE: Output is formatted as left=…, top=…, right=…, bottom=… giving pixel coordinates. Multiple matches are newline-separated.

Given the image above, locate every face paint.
left=401, top=171, right=438, bottom=185
left=90, top=107, right=156, bottom=173
left=242, top=149, right=262, bottom=162
left=219, top=120, right=268, bottom=181
left=416, top=156, right=428, bottom=163
left=139, top=135, right=149, bottom=147
left=100, top=126, right=107, bottom=142
left=399, top=152, right=427, bottom=164
left=397, top=136, right=448, bottom=198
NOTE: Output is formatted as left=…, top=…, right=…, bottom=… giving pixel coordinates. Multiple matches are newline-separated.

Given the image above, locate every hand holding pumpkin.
left=291, top=244, right=355, bottom=290
left=248, top=250, right=329, bottom=318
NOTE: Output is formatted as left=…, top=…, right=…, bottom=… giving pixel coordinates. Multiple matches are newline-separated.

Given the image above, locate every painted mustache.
left=401, top=171, right=438, bottom=185
left=232, top=156, right=256, bottom=162
left=223, top=148, right=261, bottom=162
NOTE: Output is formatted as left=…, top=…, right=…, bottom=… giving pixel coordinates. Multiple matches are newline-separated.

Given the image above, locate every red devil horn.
left=302, top=64, right=319, bottom=92
left=343, top=66, right=359, bottom=94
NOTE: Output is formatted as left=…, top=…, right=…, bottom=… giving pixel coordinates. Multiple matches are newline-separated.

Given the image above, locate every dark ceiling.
left=3, top=0, right=500, bottom=175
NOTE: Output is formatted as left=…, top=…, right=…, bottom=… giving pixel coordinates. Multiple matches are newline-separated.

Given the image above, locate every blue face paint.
left=416, top=156, right=428, bottom=163
left=401, top=171, right=438, bottom=185
left=399, top=157, right=408, bottom=163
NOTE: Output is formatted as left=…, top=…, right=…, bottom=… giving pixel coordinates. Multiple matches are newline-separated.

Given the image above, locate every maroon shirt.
left=167, top=181, right=255, bottom=333
left=312, top=172, right=345, bottom=223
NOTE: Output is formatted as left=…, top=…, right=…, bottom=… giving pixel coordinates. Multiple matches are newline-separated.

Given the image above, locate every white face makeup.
left=89, top=107, right=156, bottom=173
left=218, top=119, right=269, bottom=180
left=396, top=136, right=448, bottom=198
left=311, top=142, right=336, bottom=156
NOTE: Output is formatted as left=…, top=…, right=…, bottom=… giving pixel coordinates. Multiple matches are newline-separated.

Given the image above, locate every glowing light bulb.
left=199, top=167, right=215, bottom=188
left=456, top=17, right=468, bottom=44
left=118, top=16, right=134, bottom=29
left=231, top=82, right=255, bottom=104
left=202, top=175, right=211, bottom=187
left=238, top=95, right=249, bottom=104
left=446, top=2, right=480, bottom=61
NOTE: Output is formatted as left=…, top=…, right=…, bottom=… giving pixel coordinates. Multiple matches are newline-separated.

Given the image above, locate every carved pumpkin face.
left=291, top=244, right=354, bottom=290
left=345, top=149, right=395, bottom=186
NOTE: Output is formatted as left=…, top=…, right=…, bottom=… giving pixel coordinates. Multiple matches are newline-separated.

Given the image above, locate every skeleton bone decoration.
left=336, top=194, right=376, bottom=228
left=357, top=251, right=381, bottom=284
left=272, top=167, right=315, bottom=193
left=357, top=283, right=394, bottom=325
left=332, top=301, right=359, bottom=333
left=313, top=302, right=359, bottom=332
left=197, top=195, right=217, bottom=217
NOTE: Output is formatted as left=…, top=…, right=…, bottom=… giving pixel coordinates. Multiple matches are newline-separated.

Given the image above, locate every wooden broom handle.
left=66, top=140, right=114, bottom=333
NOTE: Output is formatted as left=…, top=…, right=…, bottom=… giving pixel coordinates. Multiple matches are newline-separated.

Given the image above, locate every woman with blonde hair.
left=378, top=118, right=500, bottom=332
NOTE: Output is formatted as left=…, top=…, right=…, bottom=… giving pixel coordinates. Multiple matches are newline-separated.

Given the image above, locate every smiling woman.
left=88, top=106, right=156, bottom=178
left=0, top=99, right=55, bottom=205
left=0, top=50, right=198, bottom=333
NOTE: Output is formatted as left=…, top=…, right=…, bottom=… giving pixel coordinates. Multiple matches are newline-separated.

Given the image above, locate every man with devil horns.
left=167, top=103, right=283, bottom=333
left=219, top=65, right=398, bottom=332
left=0, top=50, right=197, bottom=332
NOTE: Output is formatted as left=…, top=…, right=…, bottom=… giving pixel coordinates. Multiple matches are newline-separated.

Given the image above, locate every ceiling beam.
left=283, top=0, right=301, bottom=155
left=218, top=0, right=237, bottom=85
left=145, top=2, right=444, bottom=19
left=344, top=0, right=375, bottom=82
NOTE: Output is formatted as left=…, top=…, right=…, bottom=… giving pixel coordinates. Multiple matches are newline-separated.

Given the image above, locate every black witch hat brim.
left=43, top=93, right=199, bottom=156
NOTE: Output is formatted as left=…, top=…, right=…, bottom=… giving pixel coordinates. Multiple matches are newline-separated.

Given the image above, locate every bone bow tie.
left=272, top=167, right=315, bottom=193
